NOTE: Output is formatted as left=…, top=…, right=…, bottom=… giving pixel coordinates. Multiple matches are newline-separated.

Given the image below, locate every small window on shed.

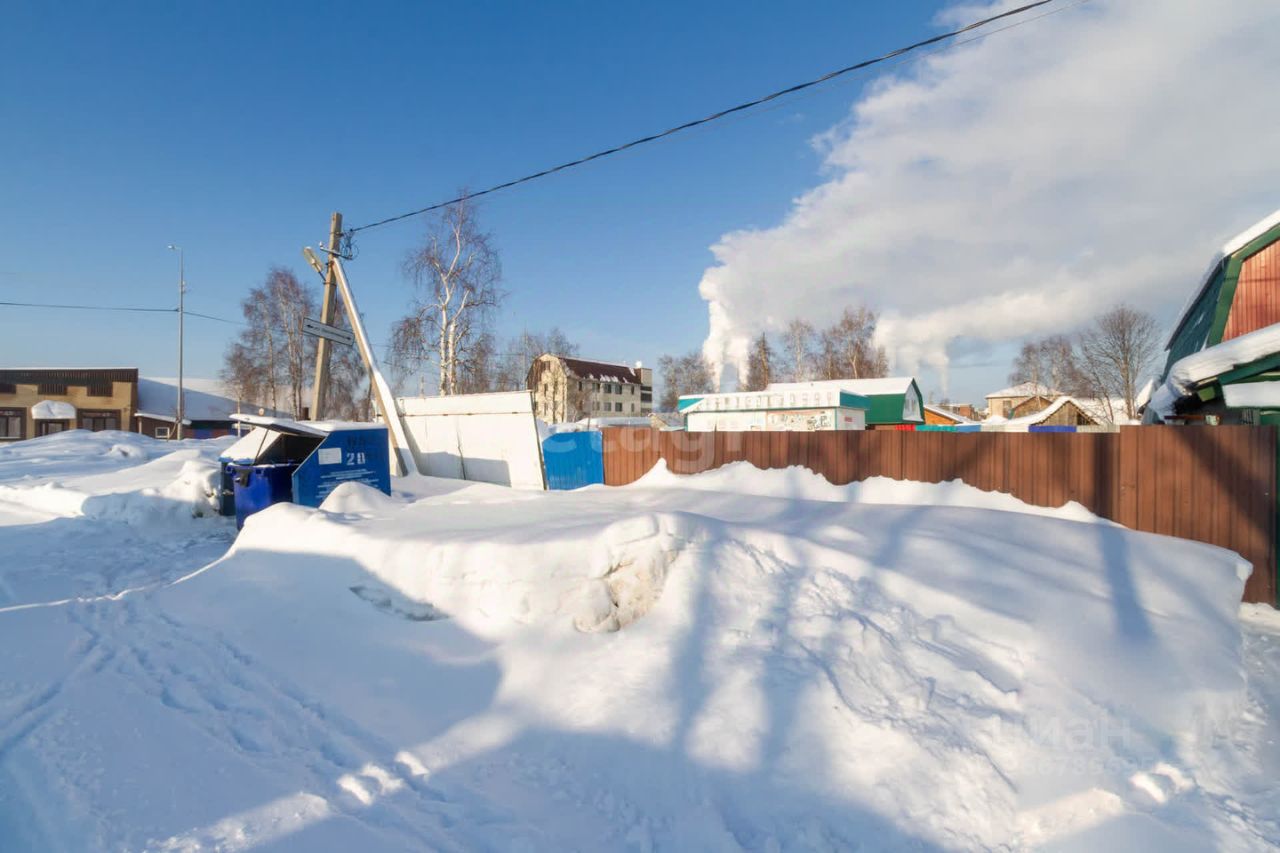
left=154, top=426, right=171, bottom=439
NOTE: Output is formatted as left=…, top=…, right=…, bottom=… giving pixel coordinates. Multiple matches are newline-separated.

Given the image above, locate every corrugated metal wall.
left=542, top=431, right=604, bottom=490
left=601, top=426, right=1277, bottom=604
left=1224, top=241, right=1280, bottom=340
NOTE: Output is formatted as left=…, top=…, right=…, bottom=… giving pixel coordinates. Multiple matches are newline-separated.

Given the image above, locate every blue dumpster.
left=230, top=462, right=298, bottom=529
left=219, top=415, right=392, bottom=526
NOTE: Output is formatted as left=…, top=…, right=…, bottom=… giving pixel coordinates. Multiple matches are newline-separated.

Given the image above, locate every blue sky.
left=7, top=2, right=1277, bottom=408
left=0, top=0, right=962, bottom=395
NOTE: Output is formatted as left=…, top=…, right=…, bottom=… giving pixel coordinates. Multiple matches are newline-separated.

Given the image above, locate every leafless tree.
left=221, top=267, right=316, bottom=418
left=658, top=350, right=715, bottom=411
left=742, top=332, right=775, bottom=391
left=456, top=331, right=498, bottom=395
left=781, top=319, right=816, bottom=382
left=1008, top=334, right=1091, bottom=396
left=391, top=198, right=504, bottom=396
left=1078, top=304, right=1161, bottom=421
left=816, top=306, right=889, bottom=380
left=498, top=327, right=579, bottom=392
left=324, top=299, right=371, bottom=421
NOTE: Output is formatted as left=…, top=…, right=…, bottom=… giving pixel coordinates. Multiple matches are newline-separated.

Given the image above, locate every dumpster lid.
left=230, top=413, right=387, bottom=436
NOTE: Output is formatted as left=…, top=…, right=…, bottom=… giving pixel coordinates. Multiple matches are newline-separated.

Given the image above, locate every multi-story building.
left=527, top=354, right=653, bottom=423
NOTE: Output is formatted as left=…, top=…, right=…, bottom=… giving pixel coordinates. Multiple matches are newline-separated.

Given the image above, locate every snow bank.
left=630, top=458, right=1102, bottom=522
left=147, top=471, right=1257, bottom=850
left=0, top=439, right=1271, bottom=850
left=230, top=483, right=698, bottom=633
left=0, top=443, right=224, bottom=522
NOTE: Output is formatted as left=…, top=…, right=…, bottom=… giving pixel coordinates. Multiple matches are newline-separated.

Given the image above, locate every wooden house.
left=1148, top=208, right=1280, bottom=425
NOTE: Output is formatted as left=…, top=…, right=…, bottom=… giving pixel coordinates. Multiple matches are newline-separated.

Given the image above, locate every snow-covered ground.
left=0, top=431, right=1277, bottom=851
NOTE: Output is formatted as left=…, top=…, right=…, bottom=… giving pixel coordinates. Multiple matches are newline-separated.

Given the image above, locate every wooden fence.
left=600, top=426, right=1277, bottom=604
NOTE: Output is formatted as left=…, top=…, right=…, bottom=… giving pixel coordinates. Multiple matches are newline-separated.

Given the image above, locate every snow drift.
left=0, top=439, right=1274, bottom=851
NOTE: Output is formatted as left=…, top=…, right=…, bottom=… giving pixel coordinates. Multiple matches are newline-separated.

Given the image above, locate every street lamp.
left=167, top=244, right=185, bottom=440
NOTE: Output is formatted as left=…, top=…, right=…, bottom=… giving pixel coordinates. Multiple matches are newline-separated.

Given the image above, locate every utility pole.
left=167, top=244, right=186, bottom=440
left=309, top=212, right=343, bottom=421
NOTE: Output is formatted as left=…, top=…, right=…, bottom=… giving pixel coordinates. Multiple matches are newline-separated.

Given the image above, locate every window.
left=38, top=382, right=67, bottom=395
left=0, top=409, right=23, bottom=440
left=0, top=383, right=15, bottom=395
left=154, top=426, right=171, bottom=439
left=79, top=410, right=120, bottom=432
left=37, top=421, right=65, bottom=436
left=1002, top=400, right=1012, bottom=417
left=87, top=381, right=113, bottom=397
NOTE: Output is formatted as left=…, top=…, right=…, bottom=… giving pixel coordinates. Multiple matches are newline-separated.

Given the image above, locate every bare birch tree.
left=658, top=350, right=715, bottom=411
left=782, top=319, right=816, bottom=382
left=497, top=327, right=579, bottom=392
left=221, top=267, right=317, bottom=418
left=742, top=332, right=775, bottom=391
left=1009, top=334, right=1089, bottom=395
left=1078, top=304, right=1161, bottom=421
left=816, top=306, right=888, bottom=380
left=391, top=198, right=504, bottom=396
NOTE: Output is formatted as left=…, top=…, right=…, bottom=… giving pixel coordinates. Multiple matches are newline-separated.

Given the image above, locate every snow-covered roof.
left=923, top=404, right=976, bottom=424
left=984, top=382, right=1060, bottom=400
left=31, top=400, right=77, bottom=420
left=229, top=413, right=385, bottom=435
left=767, top=377, right=917, bottom=397
left=1149, top=323, right=1280, bottom=418
left=553, top=356, right=646, bottom=385
left=1166, top=207, right=1280, bottom=349
left=134, top=412, right=191, bottom=426
left=138, top=377, right=270, bottom=423
left=1000, top=396, right=1099, bottom=426
left=1071, top=397, right=1143, bottom=426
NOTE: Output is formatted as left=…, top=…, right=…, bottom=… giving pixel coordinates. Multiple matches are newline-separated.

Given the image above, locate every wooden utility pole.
left=309, top=211, right=343, bottom=420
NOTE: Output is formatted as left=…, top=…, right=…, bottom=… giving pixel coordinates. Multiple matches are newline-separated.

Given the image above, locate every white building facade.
left=679, top=387, right=871, bottom=432
left=527, top=354, right=654, bottom=423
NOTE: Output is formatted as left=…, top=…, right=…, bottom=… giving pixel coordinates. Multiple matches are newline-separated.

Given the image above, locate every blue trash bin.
left=230, top=462, right=298, bottom=530
left=218, top=459, right=248, bottom=517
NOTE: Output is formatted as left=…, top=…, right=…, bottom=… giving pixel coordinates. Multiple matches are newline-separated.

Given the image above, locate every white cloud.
left=699, top=0, right=1280, bottom=389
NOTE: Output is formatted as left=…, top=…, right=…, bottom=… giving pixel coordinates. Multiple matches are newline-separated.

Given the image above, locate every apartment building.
left=527, top=354, right=654, bottom=423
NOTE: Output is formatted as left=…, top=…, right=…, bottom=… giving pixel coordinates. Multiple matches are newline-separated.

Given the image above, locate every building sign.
left=766, top=409, right=834, bottom=432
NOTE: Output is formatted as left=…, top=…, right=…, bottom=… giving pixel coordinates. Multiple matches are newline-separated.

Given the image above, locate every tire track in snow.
left=0, top=614, right=113, bottom=763
left=108, top=595, right=475, bottom=851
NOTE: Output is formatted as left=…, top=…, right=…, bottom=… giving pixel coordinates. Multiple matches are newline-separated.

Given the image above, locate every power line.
left=0, top=300, right=176, bottom=314
left=1, top=299, right=246, bottom=326
left=346, top=0, right=1063, bottom=236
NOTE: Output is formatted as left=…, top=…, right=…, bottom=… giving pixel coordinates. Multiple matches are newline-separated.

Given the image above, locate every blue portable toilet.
left=542, top=430, right=604, bottom=490
left=218, top=415, right=392, bottom=528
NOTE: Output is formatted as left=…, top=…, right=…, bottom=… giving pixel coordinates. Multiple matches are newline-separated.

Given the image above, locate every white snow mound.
left=631, top=458, right=1101, bottom=521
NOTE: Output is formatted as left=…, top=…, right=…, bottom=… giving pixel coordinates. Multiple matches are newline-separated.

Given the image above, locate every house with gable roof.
left=1147, top=207, right=1280, bottom=425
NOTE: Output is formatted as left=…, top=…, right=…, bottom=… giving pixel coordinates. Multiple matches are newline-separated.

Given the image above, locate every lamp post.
left=167, top=245, right=185, bottom=440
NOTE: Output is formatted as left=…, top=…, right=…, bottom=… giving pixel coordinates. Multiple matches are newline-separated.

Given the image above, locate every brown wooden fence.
left=600, top=426, right=1277, bottom=604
